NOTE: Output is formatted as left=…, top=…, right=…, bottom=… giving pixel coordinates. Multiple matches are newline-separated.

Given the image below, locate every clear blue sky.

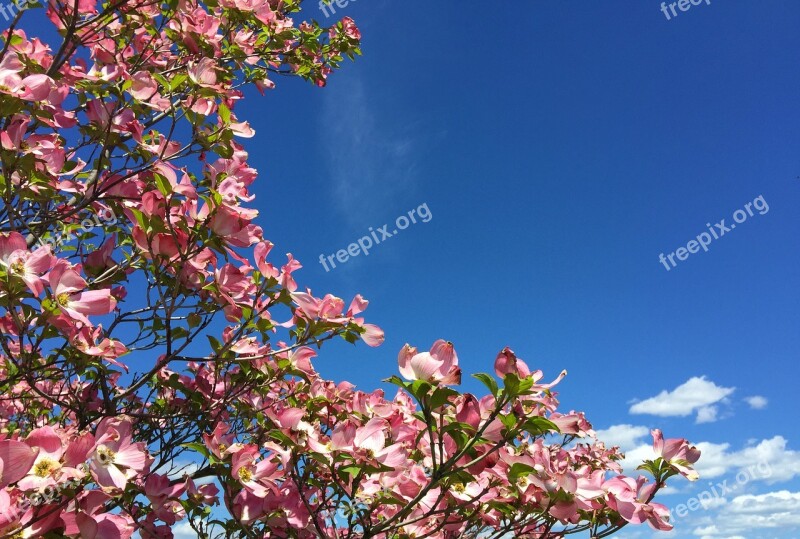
left=241, top=1, right=800, bottom=538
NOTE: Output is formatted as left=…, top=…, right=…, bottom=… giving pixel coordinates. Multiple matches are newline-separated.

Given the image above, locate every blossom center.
left=238, top=467, right=253, bottom=482
left=96, top=445, right=117, bottom=466
left=57, top=292, right=72, bottom=306
left=34, top=458, right=60, bottom=477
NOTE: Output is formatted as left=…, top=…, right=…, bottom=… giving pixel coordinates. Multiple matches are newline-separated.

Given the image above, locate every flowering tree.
left=0, top=0, right=701, bottom=537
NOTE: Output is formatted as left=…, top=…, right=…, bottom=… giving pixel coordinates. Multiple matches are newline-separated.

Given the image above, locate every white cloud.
left=698, top=496, right=728, bottom=510
left=629, top=376, right=735, bottom=423
left=692, top=491, right=800, bottom=536
left=693, top=436, right=800, bottom=483
left=691, top=441, right=732, bottom=478
left=170, top=522, right=198, bottom=539
left=167, top=520, right=224, bottom=539
left=595, top=424, right=650, bottom=449
left=745, top=396, right=768, bottom=410
left=696, top=405, right=719, bottom=424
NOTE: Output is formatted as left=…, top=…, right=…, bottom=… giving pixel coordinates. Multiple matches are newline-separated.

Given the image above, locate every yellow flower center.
left=9, top=260, right=24, bottom=273
left=33, top=458, right=59, bottom=477
left=57, top=292, right=72, bottom=306
left=96, top=445, right=116, bottom=466
left=238, top=467, right=252, bottom=482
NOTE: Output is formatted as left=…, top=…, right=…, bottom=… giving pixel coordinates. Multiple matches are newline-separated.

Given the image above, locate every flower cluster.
left=0, top=0, right=698, bottom=536
left=0, top=341, right=700, bottom=537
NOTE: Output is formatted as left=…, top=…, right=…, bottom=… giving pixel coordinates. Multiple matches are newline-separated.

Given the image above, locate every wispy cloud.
left=320, top=75, right=422, bottom=227
left=745, top=395, right=768, bottom=410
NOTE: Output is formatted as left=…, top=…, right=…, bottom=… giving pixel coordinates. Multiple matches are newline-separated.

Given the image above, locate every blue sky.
left=237, top=1, right=800, bottom=538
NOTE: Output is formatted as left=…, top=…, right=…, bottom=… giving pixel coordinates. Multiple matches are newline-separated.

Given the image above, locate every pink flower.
left=340, top=17, right=361, bottom=40
left=17, top=427, right=67, bottom=490
left=188, top=58, right=219, bottom=87
left=0, top=114, right=30, bottom=150
left=144, top=473, right=186, bottom=524
left=186, top=478, right=219, bottom=506
left=47, top=260, right=116, bottom=325
left=605, top=476, right=672, bottom=531
left=84, top=236, right=117, bottom=277
left=203, top=422, right=236, bottom=460
left=0, top=52, right=23, bottom=92
left=230, top=444, right=283, bottom=498
left=352, top=418, right=407, bottom=468
left=89, top=418, right=149, bottom=491
left=68, top=325, right=128, bottom=370
left=129, top=71, right=158, bottom=101
left=0, top=232, right=53, bottom=296
left=253, top=240, right=279, bottom=279
left=76, top=511, right=136, bottom=539
left=494, top=347, right=531, bottom=378
left=652, top=429, right=701, bottom=481
left=455, top=394, right=482, bottom=430
left=17, top=74, right=56, bottom=102
left=229, top=119, right=255, bottom=138
left=398, top=340, right=461, bottom=385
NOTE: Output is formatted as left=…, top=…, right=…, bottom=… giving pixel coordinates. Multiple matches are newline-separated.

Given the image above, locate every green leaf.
left=517, top=376, right=535, bottom=394
left=523, top=417, right=559, bottom=436
left=180, top=442, right=211, bottom=459
left=340, top=465, right=362, bottom=478
left=472, top=373, right=499, bottom=397
left=503, top=373, right=521, bottom=397
left=508, top=462, right=535, bottom=484
left=428, top=387, right=459, bottom=409
left=410, top=379, right=433, bottom=401
left=383, top=375, right=409, bottom=391
left=446, top=428, right=470, bottom=451
left=499, top=413, right=518, bottom=430
left=218, top=103, right=231, bottom=124
left=187, top=313, right=201, bottom=328
left=207, top=335, right=222, bottom=353
left=169, top=73, right=188, bottom=92
left=171, top=327, right=189, bottom=340
left=154, top=172, right=173, bottom=196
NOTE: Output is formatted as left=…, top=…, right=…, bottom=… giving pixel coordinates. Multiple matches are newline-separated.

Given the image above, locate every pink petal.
left=410, top=352, right=444, bottom=382
left=71, top=289, right=116, bottom=315
left=0, top=232, right=26, bottom=260
left=0, top=440, right=38, bottom=487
